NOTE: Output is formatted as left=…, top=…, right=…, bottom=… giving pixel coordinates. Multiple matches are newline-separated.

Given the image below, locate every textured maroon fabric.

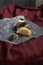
left=0, top=4, right=43, bottom=65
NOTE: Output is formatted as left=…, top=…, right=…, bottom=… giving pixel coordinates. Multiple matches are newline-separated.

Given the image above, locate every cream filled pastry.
left=16, top=27, right=32, bottom=36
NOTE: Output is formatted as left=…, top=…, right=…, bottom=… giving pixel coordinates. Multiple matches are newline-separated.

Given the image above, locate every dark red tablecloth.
left=0, top=4, right=43, bottom=65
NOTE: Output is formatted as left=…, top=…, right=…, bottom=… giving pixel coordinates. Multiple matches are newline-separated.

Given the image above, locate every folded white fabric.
left=0, top=16, right=43, bottom=45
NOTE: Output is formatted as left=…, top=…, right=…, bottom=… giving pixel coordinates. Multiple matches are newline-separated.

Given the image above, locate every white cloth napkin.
left=0, top=16, right=43, bottom=45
